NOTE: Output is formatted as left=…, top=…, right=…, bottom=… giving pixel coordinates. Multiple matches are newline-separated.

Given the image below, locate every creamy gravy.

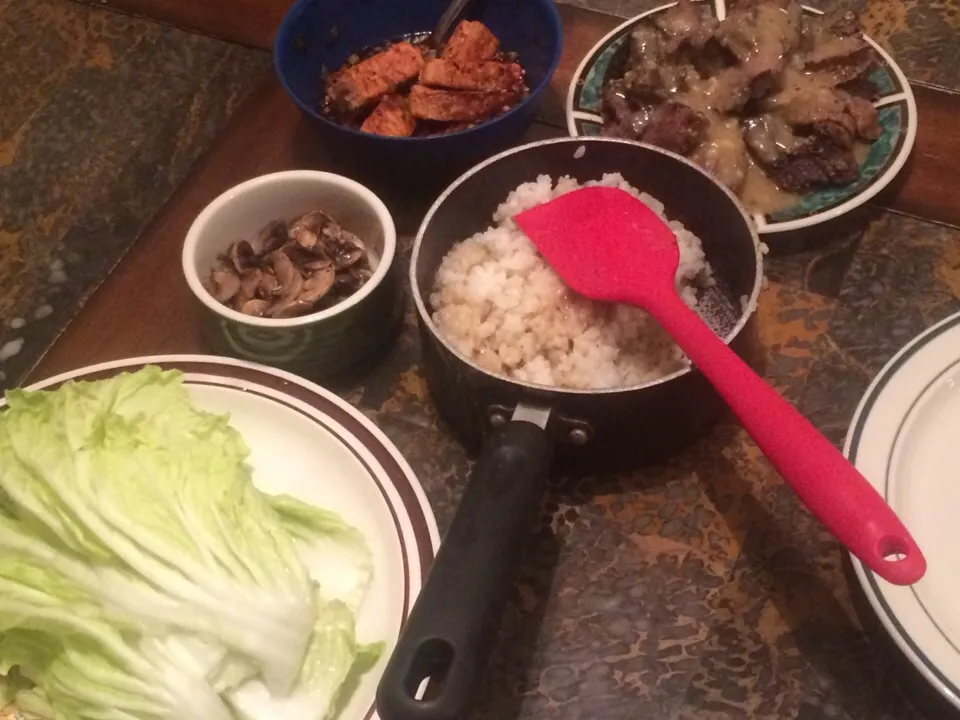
left=678, top=68, right=873, bottom=214
left=695, top=115, right=749, bottom=191
left=739, top=141, right=871, bottom=215
left=607, top=3, right=875, bottom=216
left=740, top=160, right=799, bottom=214
left=765, top=66, right=840, bottom=115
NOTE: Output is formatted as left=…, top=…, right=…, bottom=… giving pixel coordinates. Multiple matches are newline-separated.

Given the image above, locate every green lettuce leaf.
left=267, top=494, right=373, bottom=612
left=228, top=600, right=383, bottom=720
left=0, top=368, right=316, bottom=695
left=0, top=536, right=235, bottom=720
left=228, top=496, right=384, bottom=720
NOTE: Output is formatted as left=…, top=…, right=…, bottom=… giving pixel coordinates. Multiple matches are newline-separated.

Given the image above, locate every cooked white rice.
left=430, top=173, right=715, bottom=390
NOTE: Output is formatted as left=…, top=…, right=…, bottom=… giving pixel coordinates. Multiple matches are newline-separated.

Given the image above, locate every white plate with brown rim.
left=8, top=354, right=440, bottom=720
left=565, top=0, right=918, bottom=235
left=845, top=311, right=960, bottom=710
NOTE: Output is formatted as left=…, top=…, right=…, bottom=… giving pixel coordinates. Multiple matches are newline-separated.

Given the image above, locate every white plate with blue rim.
left=845, top=310, right=960, bottom=709
left=565, top=0, right=918, bottom=235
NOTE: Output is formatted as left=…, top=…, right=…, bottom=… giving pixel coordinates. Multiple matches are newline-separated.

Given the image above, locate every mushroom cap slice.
left=269, top=299, right=312, bottom=318
left=236, top=268, right=264, bottom=307
left=267, top=250, right=306, bottom=317
left=208, top=208, right=373, bottom=317
left=291, top=226, right=319, bottom=250
left=258, top=272, right=280, bottom=297
left=268, top=249, right=300, bottom=289
left=270, top=265, right=338, bottom=318
left=334, top=248, right=366, bottom=270
left=229, top=240, right=258, bottom=273
left=330, top=230, right=367, bottom=269
left=338, top=229, right=366, bottom=252
left=209, top=269, right=241, bottom=303
left=239, top=298, right=270, bottom=316
left=290, top=209, right=340, bottom=250
left=304, top=258, right=335, bottom=272
left=339, top=266, right=373, bottom=293
left=301, top=266, right=337, bottom=305
left=258, top=220, right=289, bottom=254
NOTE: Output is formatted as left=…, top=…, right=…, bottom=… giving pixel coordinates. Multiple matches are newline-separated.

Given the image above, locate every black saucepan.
left=376, top=137, right=763, bottom=720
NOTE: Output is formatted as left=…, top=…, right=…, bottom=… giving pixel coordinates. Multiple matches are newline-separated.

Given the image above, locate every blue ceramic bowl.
left=274, top=0, right=563, bottom=183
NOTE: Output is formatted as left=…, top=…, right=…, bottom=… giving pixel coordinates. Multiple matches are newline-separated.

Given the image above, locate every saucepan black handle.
left=376, top=419, right=553, bottom=720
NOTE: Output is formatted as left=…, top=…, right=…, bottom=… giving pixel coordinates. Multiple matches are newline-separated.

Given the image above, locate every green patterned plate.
left=565, top=1, right=918, bottom=235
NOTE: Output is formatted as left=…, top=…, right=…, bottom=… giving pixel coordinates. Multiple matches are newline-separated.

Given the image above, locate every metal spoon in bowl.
left=515, top=185, right=926, bottom=586
left=431, top=0, right=474, bottom=46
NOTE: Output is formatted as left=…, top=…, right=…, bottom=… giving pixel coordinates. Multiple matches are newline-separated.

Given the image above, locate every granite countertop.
left=334, top=3, right=960, bottom=718
left=0, top=0, right=270, bottom=389
left=3, top=0, right=960, bottom=719
left=336, top=218, right=960, bottom=720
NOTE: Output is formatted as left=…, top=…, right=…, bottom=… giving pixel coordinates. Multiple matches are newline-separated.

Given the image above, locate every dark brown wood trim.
left=28, top=78, right=289, bottom=381
left=874, top=83, right=960, bottom=228
left=73, top=0, right=290, bottom=49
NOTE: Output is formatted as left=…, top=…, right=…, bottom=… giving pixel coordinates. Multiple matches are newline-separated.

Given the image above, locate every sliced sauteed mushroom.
left=259, top=220, right=289, bottom=254
left=230, top=240, right=258, bottom=273
left=204, top=207, right=374, bottom=318
left=210, top=269, right=241, bottom=303
left=240, top=298, right=271, bottom=317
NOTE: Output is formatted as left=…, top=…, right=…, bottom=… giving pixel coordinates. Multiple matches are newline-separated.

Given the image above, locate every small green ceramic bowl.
left=182, top=171, right=401, bottom=380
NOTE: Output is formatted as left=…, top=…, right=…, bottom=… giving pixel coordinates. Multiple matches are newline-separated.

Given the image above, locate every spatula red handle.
left=648, top=292, right=925, bottom=586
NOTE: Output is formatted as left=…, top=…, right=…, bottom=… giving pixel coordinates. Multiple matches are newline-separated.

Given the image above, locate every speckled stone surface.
left=564, top=0, right=960, bottom=90
left=0, top=0, right=270, bottom=389
left=310, top=202, right=960, bottom=720
left=325, top=207, right=960, bottom=720
left=5, top=0, right=960, bottom=718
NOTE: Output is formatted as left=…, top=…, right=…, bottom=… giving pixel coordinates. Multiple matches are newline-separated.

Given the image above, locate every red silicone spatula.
left=515, top=185, right=926, bottom=586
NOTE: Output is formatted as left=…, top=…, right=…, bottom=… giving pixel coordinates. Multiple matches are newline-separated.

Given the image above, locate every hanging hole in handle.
left=403, top=638, right=454, bottom=702
left=879, top=536, right=909, bottom=562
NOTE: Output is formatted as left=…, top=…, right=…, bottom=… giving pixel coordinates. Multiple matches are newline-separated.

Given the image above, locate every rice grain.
left=430, top=173, right=715, bottom=390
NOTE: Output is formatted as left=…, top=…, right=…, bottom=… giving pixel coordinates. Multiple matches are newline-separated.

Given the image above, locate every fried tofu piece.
left=327, top=42, right=425, bottom=112
left=420, top=59, right=524, bottom=93
left=442, top=21, right=500, bottom=65
left=409, top=85, right=513, bottom=122
left=360, top=95, right=416, bottom=137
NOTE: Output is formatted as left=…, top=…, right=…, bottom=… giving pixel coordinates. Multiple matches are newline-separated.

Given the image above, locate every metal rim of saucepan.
left=375, top=136, right=764, bottom=720
left=409, top=136, right=764, bottom=397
